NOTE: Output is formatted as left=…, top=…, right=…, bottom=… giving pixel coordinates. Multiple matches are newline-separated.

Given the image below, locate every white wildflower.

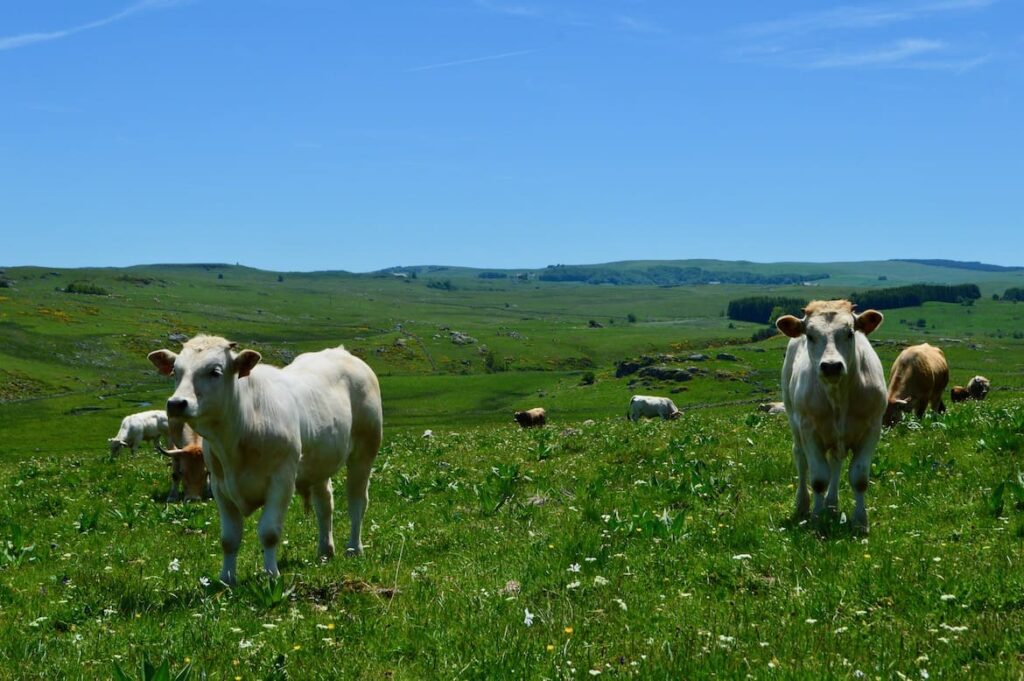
left=168, top=558, right=180, bottom=572
left=732, top=554, right=752, bottom=561
left=940, top=594, right=955, bottom=601
left=593, top=576, right=610, bottom=586
left=199, top=576, right=211, bottom=587
left=568, top=563, right=581, bottom=573
left=805, top=618, right=818, bottom=624
left=239, top=639, right=254, bottom=649
left=567, top=581, right=581, bottom=589
left=524, top=608, right=534, bottom=627
left=614, top=598, right=628, bottom=611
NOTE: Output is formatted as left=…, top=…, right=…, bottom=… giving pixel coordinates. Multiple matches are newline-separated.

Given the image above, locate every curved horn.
left=156, top=443, right=185, bottom=458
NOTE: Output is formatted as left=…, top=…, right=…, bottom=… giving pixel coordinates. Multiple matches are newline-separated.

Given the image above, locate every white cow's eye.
left=210, top=367, right=223, bottom=377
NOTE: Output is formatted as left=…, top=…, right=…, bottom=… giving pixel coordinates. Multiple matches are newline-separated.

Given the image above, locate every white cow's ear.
left=775, top=315, right=805, bottom=339
left=148, top=350, right=178, bottom=376
left=234, top=349, right=262, bottom=378
left=855, top=309, right=884, bottom=335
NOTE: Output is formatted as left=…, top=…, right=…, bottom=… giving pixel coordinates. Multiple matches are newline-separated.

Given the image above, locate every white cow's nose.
left=819, top=360, right=844, bottom=377
left=167, top=397, right=189, bottom=416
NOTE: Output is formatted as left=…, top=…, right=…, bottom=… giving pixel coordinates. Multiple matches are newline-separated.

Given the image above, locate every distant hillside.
left=892, top=259, right=1024, bottom=272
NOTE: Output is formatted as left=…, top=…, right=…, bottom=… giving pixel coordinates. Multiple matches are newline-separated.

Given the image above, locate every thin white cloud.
left=810, top=38, right=945, bottom=67
left=615, top=16, right=668, bottom=35
left=407, top=48, right=539, bottom=73
left=739, top=0, right=995, bottom=38
left=730, top=0, right=995, bottom=71
left=0, top=0, right=192, bottom=52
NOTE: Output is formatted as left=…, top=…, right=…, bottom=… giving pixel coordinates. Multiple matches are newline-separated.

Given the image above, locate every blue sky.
left=1, top=0, right=1021, bottom=271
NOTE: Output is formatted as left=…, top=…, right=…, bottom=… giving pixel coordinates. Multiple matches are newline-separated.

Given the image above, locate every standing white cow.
left=148, top=335, right=383, bottom=585
left=627, top=395, right=682, bottom=421
left=108, top=409, right=170, bottom=457
left=776, top=300, right=887, bottom=533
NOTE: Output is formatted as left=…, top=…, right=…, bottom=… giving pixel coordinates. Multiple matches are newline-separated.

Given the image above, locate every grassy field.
left=1, top=260, right=1024, bottom=678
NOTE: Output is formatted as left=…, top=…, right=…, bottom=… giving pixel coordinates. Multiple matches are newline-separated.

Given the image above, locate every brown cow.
left=514, top=407, right=547, bottom=428
left=883, top=343, right=949, bottom=427
left=950, top=386, right=970, bottom=403
left=159, top=422, right=209, bottom=502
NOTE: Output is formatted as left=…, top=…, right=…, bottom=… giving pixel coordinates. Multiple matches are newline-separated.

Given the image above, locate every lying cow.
left=883, top=343, right=949, bottom=426
left=776, top=300, right=886, bottom=533
left=967, top=375, right=991, bottom=400
left=158, top=422, right=209, bottom=502
left=513, top=408, right=546, bottom=428
left=108, top=409, right=169, bottom=457
left=627, top=395, right=681, bottom=421
left=149, top=336, right=383, bottom=585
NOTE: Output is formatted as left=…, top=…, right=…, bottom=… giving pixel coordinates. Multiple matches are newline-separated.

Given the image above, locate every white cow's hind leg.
left=310, top=478, right=336, bottom=559
left=258, top=477, right=295, bottom=577
left=848, top=428, right=880, bottom=534
left=345, top=456, right=373, bottom=555
left=214, top=490, right=243, bottom=585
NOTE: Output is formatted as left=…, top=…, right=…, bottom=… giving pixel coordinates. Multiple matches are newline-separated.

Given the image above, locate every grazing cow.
left=758, top=401, right=787, bottom=415
left=108, top=409, right=169, bottom=457
left=148, top=335, right=383, bottom=585
left=513, top=408, right=547, bottom=428
left=883, top=343, right=949, bottom=426
left=967, top=375, right=991, bottom=400
left=776, top=300, right=887, bottom=533
left=627, top=395, right=681, bottom=421
left=158, top=422, right=209, bottom=502
left=950, top=386, right=970, bottom=403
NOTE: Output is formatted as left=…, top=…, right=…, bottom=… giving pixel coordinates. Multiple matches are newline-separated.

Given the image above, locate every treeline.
left=538, top=265, right=830, bottom=286
left=726, top=297, right=807, bottom=324
left=894, top=259, right=1024, bottom=272
left=849, top=283, right=980, bottom=310
left=1003, top=287, right=1024, bottom=301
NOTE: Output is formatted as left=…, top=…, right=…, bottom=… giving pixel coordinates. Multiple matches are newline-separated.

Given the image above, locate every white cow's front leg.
left=792, top=441, right=810, bottom=519
left=848, top=428, right=881, bottom=534
left=258, top=477, right=295, bottom=577
left=825, top=454, right=843, bottom=512
left=212, top=483, right=243, bottom=585
left=800, top=431, right=830, bottom=518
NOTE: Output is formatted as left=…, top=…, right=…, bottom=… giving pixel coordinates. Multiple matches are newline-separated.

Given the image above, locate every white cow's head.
left=107, top=438, right=127, bottom=456
left=776, top=300, right=883, bottom=383
left=147, top=335, right=261, bottom=423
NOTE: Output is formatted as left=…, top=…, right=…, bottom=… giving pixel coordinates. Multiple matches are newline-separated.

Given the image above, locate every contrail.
left=407, top=48, right=539, bottom=73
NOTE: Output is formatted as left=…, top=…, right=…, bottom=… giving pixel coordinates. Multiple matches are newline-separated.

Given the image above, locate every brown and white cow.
left=950, top=386, right=970, bottom=403
left=513, top=407, right=547, bottom=428
left=158, top=422, right=209, bottom=503
left=776, top=300, right=887, bottom=533
left=883, top=343, right=949, bottom=426
left=967, top=375, right=991, bottom=400
left=149, top=335, right=383, bottom=585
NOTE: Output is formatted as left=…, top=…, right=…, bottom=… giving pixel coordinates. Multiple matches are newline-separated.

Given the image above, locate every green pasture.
left=1, top=260, right=1024, bottom=677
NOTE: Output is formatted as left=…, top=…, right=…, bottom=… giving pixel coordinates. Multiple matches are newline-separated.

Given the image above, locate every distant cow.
left=149, top=335, right=383, bottom=585
left=758, top=401, right=787, bottom=415
left=883, top=343, right=949, bottom=427
left=108, top=409, right=169, bottom=457
left=967, top=375, right=991, bottom=400
left=628, top=395, right=681, bottom=421
left=158, top=422, right=209, bottom=503
left=776, top=300, right=887, bottom=533
left=950, top=386, right=970, bottom=403
left=514, top=408, right=547, bottom=428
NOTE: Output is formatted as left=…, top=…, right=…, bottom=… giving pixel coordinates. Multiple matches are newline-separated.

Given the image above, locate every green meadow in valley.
left=1, top=259, right=1024, bottom=678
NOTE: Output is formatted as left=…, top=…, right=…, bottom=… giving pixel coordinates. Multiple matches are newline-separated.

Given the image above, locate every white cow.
left=108, top=409, right=169, bottom=457
left=627, top=395, right=682, bottom=421
left=148, top=335, right=383, bottom=584
left=966, top=375, right=991, bottom=401
left=776, top=300, right=887, bottom=533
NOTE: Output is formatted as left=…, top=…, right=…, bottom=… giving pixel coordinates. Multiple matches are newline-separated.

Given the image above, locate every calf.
left=776, top=300, right=887, bottom=533
left=628, top=395, right=681, bottom=421
left=883, top=343, right=949, bottom=426
left=950, top=386, right=970, bottom=403
left=513, top=407, right=547, bottom=428
left=149, top=336, right=383, bottom=584
left=108, top=409, right=169, bottom=457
